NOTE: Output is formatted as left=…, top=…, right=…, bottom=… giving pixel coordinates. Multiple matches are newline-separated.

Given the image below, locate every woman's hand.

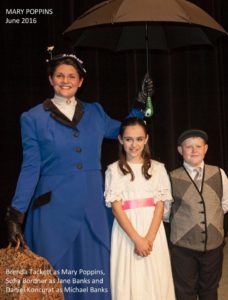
left=5, top=206, right=26, bottom=249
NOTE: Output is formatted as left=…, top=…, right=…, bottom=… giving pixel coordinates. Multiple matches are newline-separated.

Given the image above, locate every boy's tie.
left=193, top=167, right=202, bottom=190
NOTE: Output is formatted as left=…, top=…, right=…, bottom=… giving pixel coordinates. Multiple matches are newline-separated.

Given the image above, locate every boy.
left=169, top=129, right=228, bottom=300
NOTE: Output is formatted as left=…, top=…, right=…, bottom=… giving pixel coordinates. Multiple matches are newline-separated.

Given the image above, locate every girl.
left=105, top=117, right=175, bottom=300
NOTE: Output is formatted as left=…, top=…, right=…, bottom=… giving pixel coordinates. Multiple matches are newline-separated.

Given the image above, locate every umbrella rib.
left=175, top=0, right=193, bottom=23
left=110, top=0, right=128, bottom=23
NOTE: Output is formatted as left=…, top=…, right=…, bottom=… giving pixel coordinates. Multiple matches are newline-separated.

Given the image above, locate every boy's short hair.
left=177, top=129, right=208, bottom=146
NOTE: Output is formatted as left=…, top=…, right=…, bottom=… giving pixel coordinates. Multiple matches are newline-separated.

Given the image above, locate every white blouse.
left=51, top=94, right=76, bottom=121
left=104, top=160, right=173, bottom=219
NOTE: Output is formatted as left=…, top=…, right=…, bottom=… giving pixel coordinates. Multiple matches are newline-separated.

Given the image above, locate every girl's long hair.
left=118, top=117, right=152, bottom=181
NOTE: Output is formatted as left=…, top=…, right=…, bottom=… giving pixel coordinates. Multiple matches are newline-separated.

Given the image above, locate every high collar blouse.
left=51, top=94, right=76, bottom=121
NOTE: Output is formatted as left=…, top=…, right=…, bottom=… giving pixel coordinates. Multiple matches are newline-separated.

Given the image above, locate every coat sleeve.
left=11, top=112, right=41, bottom=213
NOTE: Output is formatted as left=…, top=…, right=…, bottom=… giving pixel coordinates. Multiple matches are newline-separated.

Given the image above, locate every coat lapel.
left=43, top=99, right=84, bottom=128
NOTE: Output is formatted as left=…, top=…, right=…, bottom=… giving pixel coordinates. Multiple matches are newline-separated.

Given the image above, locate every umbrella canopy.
left=64, top=0, right=227, bottom=73
left=65, top=0, right=227, bottom=49
left=65, top=0, right=226, bottom=32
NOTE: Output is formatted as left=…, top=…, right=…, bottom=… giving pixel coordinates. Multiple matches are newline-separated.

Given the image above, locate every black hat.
left=177, top=129, right=208, bottom=145
left=47, top=52, right=87, bottom=76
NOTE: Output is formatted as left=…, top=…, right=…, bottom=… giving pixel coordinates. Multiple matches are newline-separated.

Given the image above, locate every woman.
left=6, top=52, right=152, bottom=300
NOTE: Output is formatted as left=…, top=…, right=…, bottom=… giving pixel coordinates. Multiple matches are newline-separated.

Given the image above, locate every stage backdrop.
left=1, top=0, right=228, bottom=247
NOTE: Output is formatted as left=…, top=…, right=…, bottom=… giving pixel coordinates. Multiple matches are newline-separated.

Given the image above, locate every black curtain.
left=1, top=0, right=228, bottom=247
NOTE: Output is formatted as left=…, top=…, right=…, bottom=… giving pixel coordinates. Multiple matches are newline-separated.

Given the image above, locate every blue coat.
left=12, top=99, right=142, bottom=266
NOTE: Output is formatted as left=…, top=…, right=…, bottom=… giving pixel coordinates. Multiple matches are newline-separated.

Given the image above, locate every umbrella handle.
left=144, top=96, right=153, bottom=118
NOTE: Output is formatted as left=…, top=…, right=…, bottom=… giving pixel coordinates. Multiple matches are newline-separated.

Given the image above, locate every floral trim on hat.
left=46, top=46, right=87, bottom=74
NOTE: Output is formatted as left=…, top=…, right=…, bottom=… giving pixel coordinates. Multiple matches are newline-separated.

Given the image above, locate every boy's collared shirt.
left=183, top=161, right=204, bottom=181
left=183, top=160, right=228, bottom=214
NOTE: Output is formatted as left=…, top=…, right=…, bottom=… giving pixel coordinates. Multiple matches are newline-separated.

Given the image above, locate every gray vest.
left=170, top=164, right=224, bottom=251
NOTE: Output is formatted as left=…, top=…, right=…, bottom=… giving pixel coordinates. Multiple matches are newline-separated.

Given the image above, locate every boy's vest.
left=170, top=165, right=224, bottom=251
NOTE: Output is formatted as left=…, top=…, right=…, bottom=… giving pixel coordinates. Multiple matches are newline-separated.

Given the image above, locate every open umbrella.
left=64, top=0, right=227, bottom=116
left=64, top=0, right=227, bottom=72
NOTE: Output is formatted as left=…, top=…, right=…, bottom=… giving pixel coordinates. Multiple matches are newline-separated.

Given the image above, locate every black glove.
left=5, top=206, right=26, bottom=248
left=136, top=73, right=154, bottom=104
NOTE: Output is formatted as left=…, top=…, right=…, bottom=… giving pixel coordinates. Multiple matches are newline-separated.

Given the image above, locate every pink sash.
left=122, top=198, right=156, bottom=210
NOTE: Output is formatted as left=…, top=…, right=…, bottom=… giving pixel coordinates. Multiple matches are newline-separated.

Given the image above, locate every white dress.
left=105, top=160, right=176, bottom=300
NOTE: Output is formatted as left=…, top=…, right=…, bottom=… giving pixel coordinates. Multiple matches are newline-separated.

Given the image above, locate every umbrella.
left=64, top=0, right=227, bottom=70
left=64, top=0, right=227, bottom=116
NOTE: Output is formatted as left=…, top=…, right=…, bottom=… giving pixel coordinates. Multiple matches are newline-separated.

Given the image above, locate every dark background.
left=1, top=0, right=228, bottom=247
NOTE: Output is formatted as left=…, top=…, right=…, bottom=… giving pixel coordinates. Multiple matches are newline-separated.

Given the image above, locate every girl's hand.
left=145, top=235, right=154, bottom=247
left=145, top=236, right=153, bottom=250
left=134, top=236, right=152, bottom=257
